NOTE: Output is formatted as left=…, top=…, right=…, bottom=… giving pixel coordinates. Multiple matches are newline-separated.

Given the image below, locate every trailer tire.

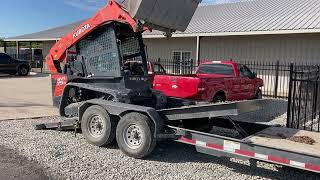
left=81, top=105, right=116, bottom=147
left=116, top=112, right=156, bottom=158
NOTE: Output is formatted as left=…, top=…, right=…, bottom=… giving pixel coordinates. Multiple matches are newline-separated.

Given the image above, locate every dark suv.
left=0, top=53, right=30, bottom=76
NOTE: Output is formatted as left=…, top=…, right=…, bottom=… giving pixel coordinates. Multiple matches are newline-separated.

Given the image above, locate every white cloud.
left=64, top=0, right=106, bottom=11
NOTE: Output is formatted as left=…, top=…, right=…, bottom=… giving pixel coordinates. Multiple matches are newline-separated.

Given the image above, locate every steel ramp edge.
left=34, top=118, right=77, bottom=130
left=170, top=125, right=320, bottom=173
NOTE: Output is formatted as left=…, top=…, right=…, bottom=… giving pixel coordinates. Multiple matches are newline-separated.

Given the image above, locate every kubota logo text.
left=73, top=24, right=91, bottom=38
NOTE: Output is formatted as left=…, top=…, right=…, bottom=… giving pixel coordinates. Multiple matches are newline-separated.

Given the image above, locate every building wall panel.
left=200, top=34, right=320, bottom=64
left=144, top=37, right=197, bottom=60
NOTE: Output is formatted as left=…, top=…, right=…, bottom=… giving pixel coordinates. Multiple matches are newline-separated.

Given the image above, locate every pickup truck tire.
left=152, top=90, right=167, bottom=109
left=255, top=89, right=263, bottom=99
left=81, top=105, right=116, bottom=147
left=116, top=112, right=156, bottom=159
left=213, top=94, right=226, bottom=103
left=18, top=66, right=29, bottom=76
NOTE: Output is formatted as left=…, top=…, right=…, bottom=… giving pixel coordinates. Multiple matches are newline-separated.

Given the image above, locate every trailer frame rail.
left=172, top=126, right=320, bottom=173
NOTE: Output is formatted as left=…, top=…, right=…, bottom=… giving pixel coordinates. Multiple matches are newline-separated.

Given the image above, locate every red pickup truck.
left=152, top=61, right=263, bottom=103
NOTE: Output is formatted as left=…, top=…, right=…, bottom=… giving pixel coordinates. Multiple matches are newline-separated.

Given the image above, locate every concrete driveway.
left=0, top=73, right=58, bottom=120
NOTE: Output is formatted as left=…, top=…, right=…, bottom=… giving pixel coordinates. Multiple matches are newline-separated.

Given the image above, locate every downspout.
left=196, top=36, right=201, bottom=66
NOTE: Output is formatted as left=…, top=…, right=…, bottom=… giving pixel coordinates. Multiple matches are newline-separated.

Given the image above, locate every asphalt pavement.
left=0, top=145, right=49, bottom=180
left=0, top=73, right=58, bottom=120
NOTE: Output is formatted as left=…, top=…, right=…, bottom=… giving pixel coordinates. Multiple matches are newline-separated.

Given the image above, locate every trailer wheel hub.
left=124, top=124, right=143, bottom=149
left=88, top=115, right=104, bottom=137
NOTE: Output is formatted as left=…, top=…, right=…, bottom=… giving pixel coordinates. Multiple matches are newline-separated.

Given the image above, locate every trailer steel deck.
left=158, top=99, right=267, bottom=121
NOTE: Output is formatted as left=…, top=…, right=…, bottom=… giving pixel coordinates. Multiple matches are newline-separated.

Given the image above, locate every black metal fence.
left=240, top=61, right=292, bottom=98
left=149, top=58, right=197, bottom=74
left=287, top=64, right=320, bottom=132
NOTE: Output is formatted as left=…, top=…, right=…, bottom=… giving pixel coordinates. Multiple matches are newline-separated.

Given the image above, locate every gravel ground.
left=0, top=116, right=319, bottom=180
left=230, top=99, right=288, bottom=126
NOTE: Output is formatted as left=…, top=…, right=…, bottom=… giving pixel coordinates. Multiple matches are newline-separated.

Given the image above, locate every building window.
left=173, top=51, right=191, bottom=62
left=172, top=51, right=192, bottom=74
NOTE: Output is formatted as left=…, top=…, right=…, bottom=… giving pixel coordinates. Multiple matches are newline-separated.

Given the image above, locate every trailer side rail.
left=172, top=126, right=320, bottom=173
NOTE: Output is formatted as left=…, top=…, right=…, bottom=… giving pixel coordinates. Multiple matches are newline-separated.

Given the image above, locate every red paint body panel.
left=152, top=61, right=263, bottom=102
left=51, top=74, right=68, bottom=97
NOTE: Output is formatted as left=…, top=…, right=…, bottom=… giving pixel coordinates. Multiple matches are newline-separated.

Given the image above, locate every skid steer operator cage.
left=76, top=23, right=148, bottom=77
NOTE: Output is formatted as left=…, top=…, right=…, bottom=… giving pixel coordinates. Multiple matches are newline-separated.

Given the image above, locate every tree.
left=0, top=38, right=3, bottom=47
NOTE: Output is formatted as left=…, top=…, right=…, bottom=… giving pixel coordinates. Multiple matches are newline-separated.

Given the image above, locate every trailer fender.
left=78, top=99, right=164, bottom=137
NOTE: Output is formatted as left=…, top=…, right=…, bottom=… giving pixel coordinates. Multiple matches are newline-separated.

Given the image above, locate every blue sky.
left=0, top=0, right=239, bottom=38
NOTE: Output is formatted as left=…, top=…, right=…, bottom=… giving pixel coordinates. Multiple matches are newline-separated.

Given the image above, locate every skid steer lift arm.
left=46, top=0, right=144, bottom=73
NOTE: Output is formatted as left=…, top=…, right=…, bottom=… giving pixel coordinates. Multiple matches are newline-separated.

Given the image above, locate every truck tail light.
left=198, top=87, right=206, bottom=92
left=198, top=81, right=205, bottom=94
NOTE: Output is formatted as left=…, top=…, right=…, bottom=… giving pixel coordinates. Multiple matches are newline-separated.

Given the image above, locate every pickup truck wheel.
left=116, top=112, right=156, bottom=159
left=255, top=89, right=263, bottom=99
left=18, top=66, right=29, bottom=76
left=81, top=105, right=116, bottom=147
left=213, top=94, right=225, bottom=103
left=152, top=90, right=167, bottom=109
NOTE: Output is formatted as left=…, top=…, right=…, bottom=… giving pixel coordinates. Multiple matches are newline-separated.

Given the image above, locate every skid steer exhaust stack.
left=120, top=0, right=201, bottom=35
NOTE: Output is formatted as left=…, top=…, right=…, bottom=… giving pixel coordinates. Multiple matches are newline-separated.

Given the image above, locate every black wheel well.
left=79, top=106, right=155, bottom=129
left=213, top=91, right=226, bottom=100
left=256, top=88, right=262, bottom=93
left=18, top=64, right=29, bottom=70
left=119, top=111, right=155, bottom=128
left=118, top=110, right=159, bottom=139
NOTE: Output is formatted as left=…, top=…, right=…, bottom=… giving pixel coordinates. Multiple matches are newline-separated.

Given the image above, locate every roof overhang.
left=3, top=38, right=59, bottom=42
left=4, top=28, right=320, bottom=42
left=143, top=28, right=320, bottom=38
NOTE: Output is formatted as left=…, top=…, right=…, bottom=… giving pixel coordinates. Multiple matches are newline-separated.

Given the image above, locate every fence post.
left=3, top=41, right=7, bottom=53
left=274, top=60, right=280, bottom=98
left=190, top=59, right=194, bottom=74
left=286, top=63, right=294, bottom=128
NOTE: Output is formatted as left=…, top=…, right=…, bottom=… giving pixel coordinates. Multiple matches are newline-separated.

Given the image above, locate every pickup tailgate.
left=153, top=75, right=200, bottom=98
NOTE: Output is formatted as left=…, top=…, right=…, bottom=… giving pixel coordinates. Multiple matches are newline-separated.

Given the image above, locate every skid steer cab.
left=50, top=22, right=167, bottom=117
